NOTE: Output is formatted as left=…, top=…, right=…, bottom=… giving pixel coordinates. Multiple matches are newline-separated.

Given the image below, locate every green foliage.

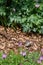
left=0, top=51, right=42, bottom=65
left=0, top=0, right=43, bottom=34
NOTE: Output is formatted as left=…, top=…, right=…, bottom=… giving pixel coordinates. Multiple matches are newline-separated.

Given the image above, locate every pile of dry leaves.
left=0, top=26, right=43, bottom=54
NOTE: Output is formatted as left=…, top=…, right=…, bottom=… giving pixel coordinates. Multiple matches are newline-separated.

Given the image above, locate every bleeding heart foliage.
left=0, top=0, right=43, bottom=34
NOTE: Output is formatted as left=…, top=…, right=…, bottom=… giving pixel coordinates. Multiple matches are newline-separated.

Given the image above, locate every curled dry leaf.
left=7, top=43, right=14, bottom=49
left=0, top=43, right=5, bottom=50
left=32, top=43, right=38, bottom=51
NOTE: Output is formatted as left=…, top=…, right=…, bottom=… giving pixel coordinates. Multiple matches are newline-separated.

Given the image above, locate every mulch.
left=0, top=26, right=43, bottom=54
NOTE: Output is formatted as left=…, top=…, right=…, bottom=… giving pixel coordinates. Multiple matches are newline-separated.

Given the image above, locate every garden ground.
left=0, top=26, right=43, bottom=65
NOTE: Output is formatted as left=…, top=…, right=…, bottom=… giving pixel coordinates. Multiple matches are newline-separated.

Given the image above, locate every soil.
left=0, top=26, right=43, bottom=54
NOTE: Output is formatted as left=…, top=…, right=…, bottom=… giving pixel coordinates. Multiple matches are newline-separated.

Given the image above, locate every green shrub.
left=0, top=0, right=43, bottom=34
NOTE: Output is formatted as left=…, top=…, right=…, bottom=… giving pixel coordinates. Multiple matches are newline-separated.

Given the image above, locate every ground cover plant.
left=0, top=0, right=43, bottom=34
left=0, top=50, right=43, bottom=65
